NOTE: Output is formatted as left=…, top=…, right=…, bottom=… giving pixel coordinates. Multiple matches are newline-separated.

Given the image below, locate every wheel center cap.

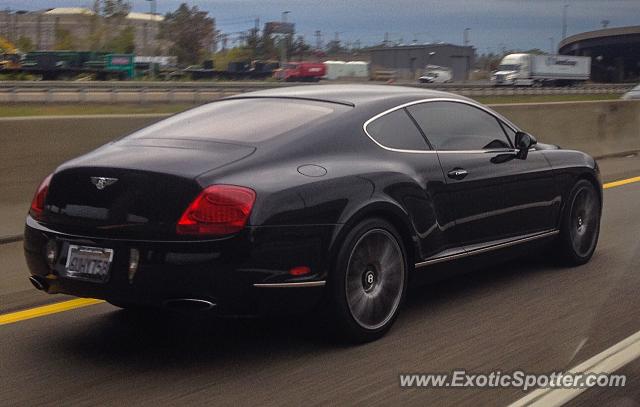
left=363, top=269, right=376, bottom=292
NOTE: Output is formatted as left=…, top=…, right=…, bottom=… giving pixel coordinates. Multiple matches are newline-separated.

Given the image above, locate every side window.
left=406, top=102, right=512, bottom=151
left=366, top=108, right=430, bottom=151
left=499, top=121, right=517, bottom=145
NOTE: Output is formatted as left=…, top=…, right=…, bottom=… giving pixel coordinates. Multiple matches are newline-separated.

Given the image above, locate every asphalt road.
left=1, top=155, right=639, bottom=406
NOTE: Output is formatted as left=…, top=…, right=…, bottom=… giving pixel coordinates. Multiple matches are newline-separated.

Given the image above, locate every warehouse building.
left=368, top=43, right=475, bottom=81
left=559, top=25, right=640, bottom=83
left=0, top=8, right=91, bottom=51
left=0, top=8, right=171, bottom=55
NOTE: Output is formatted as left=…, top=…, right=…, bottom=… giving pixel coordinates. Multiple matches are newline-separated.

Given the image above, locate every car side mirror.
left=515, top=131, right=537, bottom=159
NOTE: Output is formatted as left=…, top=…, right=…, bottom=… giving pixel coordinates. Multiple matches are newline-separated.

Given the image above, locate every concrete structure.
left=0, top=7, right=167, bottom=55
left=492, top=100, right=640, bottom=158
left=368, top=43, right=475, bottom=81
left=2, top=100, right=637, bottom=212
left=559, top=26, right=640, bottom=83
left=0, top=100, right=637, bottom=237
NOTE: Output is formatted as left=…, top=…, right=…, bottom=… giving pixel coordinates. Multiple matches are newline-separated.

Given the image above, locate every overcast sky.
left=2, top=0, right=639, bottom=53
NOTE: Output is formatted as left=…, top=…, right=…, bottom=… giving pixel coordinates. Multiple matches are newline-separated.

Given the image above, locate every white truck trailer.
left=491, top=53, right=591, bottom=86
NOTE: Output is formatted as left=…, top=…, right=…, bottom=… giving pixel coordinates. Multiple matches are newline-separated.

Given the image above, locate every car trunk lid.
left=42, top=139, right=255, bottom=239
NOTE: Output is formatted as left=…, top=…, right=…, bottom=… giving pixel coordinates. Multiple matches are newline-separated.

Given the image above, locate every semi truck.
left=491, top=53, right=591, bottom=87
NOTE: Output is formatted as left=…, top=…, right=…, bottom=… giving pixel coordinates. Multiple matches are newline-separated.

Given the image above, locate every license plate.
left=64, top=245, right=114, bottom=283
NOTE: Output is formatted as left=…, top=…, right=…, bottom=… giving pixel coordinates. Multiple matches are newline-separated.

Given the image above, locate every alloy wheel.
left=345, top=228, right=405, bottom=330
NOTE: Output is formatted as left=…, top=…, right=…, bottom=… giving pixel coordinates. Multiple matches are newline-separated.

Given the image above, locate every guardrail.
left=0, top=81, right=633, bottom=104
left=0, top=87, right=244, bottom=104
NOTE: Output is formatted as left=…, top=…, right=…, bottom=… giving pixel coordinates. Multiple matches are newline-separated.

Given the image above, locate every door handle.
left=447, top=168, right=468, bottom=180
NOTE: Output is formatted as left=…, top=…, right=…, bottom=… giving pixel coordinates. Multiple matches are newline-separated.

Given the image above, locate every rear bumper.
left=24, top=216, right=337, bottom=316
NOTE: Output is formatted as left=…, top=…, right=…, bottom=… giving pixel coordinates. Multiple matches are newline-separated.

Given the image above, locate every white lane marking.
left=509, top=330, right=640, bottom=406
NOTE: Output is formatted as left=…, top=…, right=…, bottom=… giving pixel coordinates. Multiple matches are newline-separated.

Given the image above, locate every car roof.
left=226, top=84, right=470, bottom=107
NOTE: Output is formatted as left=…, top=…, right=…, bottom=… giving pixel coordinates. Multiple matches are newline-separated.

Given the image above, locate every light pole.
left=562, top=4, right=569, bottom=40
left=145, top=0, right=156, bottom=56
left=280, top=11, right=291, bottom=65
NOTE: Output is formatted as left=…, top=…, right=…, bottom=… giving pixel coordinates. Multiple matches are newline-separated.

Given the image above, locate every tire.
left=327, top=218, right=408, bottom=343
left=556, top=179, right=601, bottom=266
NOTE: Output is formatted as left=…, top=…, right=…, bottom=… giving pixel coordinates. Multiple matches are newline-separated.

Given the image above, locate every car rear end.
left=23, top=98, right=351, bottom=315
left=24, top=170, right=333, bottom=315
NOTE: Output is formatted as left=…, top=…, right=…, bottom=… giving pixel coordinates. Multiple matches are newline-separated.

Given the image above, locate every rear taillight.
left=30, top=173, right=53, bottom=220
left=176, top=185, right=256, bottom=236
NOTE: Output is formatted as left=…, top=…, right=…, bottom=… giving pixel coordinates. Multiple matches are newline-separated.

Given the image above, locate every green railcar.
left=8, top=51, right=135, bottom=80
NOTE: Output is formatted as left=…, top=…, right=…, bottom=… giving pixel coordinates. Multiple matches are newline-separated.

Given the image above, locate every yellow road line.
left=1, top=175, right=639, bottom=327
left=603, top=176, right=640, bottom=189
left=0, top=298, right=104, bottom=326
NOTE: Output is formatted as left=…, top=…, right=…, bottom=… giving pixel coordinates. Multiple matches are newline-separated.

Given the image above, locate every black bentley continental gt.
left=24, top=85, right=601, bottom=342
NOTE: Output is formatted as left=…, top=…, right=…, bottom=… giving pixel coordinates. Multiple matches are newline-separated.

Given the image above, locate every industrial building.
left=0, top=7, right=172, bottom=55
left=368, top=43, right=475, bottom=81
left=559, top=25, right=640, bottom=83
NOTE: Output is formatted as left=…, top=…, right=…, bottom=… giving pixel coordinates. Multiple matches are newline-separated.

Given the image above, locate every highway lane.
left=1, top=165, right=639, bottom=405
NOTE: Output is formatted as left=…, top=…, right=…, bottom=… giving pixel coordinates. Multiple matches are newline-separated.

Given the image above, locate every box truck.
left=274, top=62, right=326, bottom=82
left=418, top=65, right=453, bottom=83
left=491, top=53, right=591, bottom=87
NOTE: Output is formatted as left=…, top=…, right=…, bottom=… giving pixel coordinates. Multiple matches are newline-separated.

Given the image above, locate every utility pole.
left=562, top=4, right=569, bottom=40
left=314, top=30, right=322, bottom=50
left=251, top=17, right=260, bottom=54
left=384, top=32, right=389, bottom=47
left=549, top=37, right=555, bottom=54
left=221, top=34, right=228, bottom=51
left=463, top=28, right=470, bottom=46
left=333, top=32, right=345, bottom=52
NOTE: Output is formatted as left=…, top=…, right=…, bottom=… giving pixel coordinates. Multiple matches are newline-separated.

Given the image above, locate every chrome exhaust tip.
left=162, top=298, right=216, bottom=311
left=29, top=276, right=48, bottom=291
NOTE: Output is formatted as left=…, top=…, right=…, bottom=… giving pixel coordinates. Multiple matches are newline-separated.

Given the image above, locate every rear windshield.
left=128, top=98, right=349, bottom=143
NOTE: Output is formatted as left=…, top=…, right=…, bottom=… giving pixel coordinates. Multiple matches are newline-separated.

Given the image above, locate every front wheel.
left=328, top=218, right=408, bottom=343
left=555, top=179, right=601, bottom=265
